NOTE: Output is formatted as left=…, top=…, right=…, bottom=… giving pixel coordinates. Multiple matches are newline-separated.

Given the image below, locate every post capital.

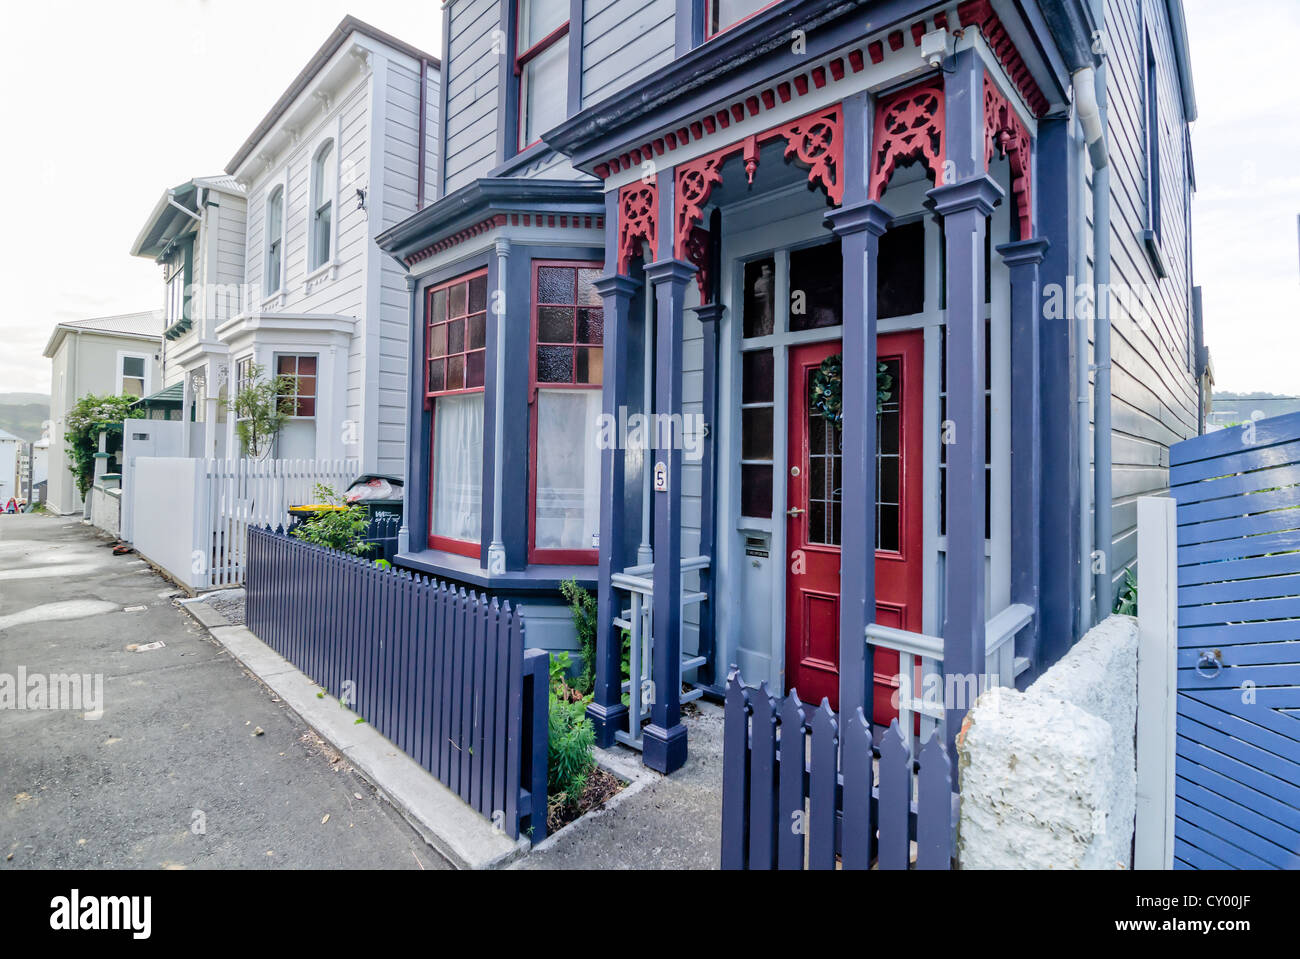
left=592, top=273, right=641, bottom=300
left=926, top=175, right=1005, bottom=218
left=996, top=237, right=1051, bottom=268
left=825, top=200, right=894, bottom=238
left=689, top=302, right=726, bottom=325
left=644, top=258, right=698, bottom=286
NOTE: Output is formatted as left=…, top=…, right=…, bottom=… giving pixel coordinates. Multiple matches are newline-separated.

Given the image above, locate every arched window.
left=310, top=140, right=336, bottom=271
left=265, top=185, right=284, bottom=294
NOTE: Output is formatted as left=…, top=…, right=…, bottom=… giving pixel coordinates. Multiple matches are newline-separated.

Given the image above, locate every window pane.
left=576, top=308, right=603, bottom=344
left=710, top=0, right=772, bottom=35
left=123, top=356, right=145, bottom=377
left=298, top=356, right=317, bottom=376
left=277, top=356, right=295, bottom=375
left=429, top=323, right=448, bottom=359
left=466, top=350, right=486, bottom=389
left=741, top=464, right=773, bottom=519
left=742, top=407, right=773, bottom=460
left=741, top=349, right=773, bottom=404
left=576, top=347, right=603, bottom=385
left=448, top=281, right=467, bottom=318
left=446, top=355, right=465, bottom=391
left=789, top=239, right=842, bottom=331
left=537, top=345, right=573, bottom=383
left=577, top=269, right=602, bottom=306
left=432, top=393, right=484, bottom=543
left=469, top=274, right=488, bottom=313
left=467, top=313, right=487, bottom=351
left=519, top=0, right=569, bottom=51
left=538, top=306, right=574, bottom=344
left=431, top=288, right=448, bottom=324
left=878, top=220, right=925, bottom=319
left=743, top=257, right=775, bottom=338
left=447, top=318, right=465, bottom=355
left=534, top=389, right=602, bottom=551
left=537, top=266, right=574, bottom=304
left=313, top=204, right=331, bottom=268
left=521, top=36, right=569, bottom=147
left=428, top=360, right=445, bottom=393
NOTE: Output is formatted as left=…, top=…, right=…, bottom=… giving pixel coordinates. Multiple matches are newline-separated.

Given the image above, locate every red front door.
left=784, top=331, right=924, bottom=720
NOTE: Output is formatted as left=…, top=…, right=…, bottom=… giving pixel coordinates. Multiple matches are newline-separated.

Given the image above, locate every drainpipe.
left=1085, top=17, right=1114, bottom=623
left=487, top=238, right=511, bottom=575
left=1074, top=116, right=1094, bottom=636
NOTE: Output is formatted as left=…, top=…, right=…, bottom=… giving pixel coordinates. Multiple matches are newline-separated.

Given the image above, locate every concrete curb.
left=180, top=600, right=529, bottom=870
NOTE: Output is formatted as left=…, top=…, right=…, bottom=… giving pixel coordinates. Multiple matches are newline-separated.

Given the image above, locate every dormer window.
left=515, top=0, right=569, bottom=151
left=266, top=185, right=284, bottom=294
left=310, top=139, right=336, bottom=271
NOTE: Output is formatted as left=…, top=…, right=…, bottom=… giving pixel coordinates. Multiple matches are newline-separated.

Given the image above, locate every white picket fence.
left=131, top=457, right=360, bottom=590
left=202, top=458, right=360, bottom=588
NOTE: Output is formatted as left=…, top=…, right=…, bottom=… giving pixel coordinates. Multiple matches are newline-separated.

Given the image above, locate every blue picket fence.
left=1170, top=413, right=1300, bottom=869
left=244, top=525, right=549, bottom=842
left=720, top=670, right=954, bottom=869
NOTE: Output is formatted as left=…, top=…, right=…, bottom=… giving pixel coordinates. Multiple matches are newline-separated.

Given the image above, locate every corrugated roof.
left=61, top=311, right=163, bottom=337
left=0, top=428, right=20, bottom=443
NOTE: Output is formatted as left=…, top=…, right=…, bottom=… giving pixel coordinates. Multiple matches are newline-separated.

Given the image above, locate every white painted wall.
left=131, top=457, right=206, bottom=590
left=957, top=615, right=1139, bottom=869
left=0, top=437, right=18, bottom=502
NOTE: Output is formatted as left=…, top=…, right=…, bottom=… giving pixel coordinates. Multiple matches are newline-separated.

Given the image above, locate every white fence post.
left=1134, top=495, right=1177, bottom=870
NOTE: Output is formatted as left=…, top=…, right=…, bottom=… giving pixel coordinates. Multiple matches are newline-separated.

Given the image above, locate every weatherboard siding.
left=443, top=0, right=503, bottom=194
left=1103, top=0, right=1198, bottom=597
left=582, top=0, right=676, bottom=107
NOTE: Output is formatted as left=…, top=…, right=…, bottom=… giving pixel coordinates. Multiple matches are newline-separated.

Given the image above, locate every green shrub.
left=559, top=579, right=598, bottom=695
left=290, top=484, right=375, bottom=557
left=548, top=691, right=596, bottom=807
left=63, top=394, right=144, bottom=497
left=1114, top=567, right=1138, bottom=616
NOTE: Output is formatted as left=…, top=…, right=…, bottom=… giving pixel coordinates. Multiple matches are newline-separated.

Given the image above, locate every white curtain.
left=432, top=393, right=484, bottom=543
left=535, top=389, right=602, bottom=551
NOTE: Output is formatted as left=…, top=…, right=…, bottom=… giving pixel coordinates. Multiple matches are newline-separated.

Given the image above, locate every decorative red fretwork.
left=683, top=225, right=712, bottom=302
left=674, top=152, right=726, bottom=260
left=672, top=104, right=843, bottom=259
left=957, top=0, right=1050, bottom=116
left=983, top=74, right=1033, bottom=238
left=869, top=81, right=945, bottom=201
left=617, top=177, right=658, bottom=274
left=769, top=105, right=844, bottom=205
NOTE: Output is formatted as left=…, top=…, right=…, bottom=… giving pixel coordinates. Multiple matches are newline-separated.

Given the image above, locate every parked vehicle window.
left=265, top=186, right=284, bottom=294
left=706, top=0, right=778, bottom=39
left=310, top=140, right=336, bottom=271
left=426, top=270, right=489, bottom=555
left=515, top=0, right=569, bottom=152
left=530, top=261, right=603, bottom=562
left=275, top=354, right=317, bottom=417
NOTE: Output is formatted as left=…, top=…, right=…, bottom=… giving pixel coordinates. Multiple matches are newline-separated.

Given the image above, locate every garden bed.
left=546, top=767, right=626, bottom=835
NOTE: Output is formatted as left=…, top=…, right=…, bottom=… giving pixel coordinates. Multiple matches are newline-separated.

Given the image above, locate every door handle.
left=787, top=507, right=805, bottom=517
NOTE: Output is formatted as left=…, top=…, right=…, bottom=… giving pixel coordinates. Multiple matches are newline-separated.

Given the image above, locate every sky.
left=0, top=0, right=1295, bottom=397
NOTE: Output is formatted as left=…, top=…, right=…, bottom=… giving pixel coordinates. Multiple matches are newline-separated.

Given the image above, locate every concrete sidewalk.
left=0, top=514, right=448, bottom=869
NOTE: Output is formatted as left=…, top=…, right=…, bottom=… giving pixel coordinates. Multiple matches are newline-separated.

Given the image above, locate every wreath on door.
left=809, top=354, right=893, bottom=430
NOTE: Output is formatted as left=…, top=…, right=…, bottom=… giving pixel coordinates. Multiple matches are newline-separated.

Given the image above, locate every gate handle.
left=1196, top=649, right=1223, bottom=680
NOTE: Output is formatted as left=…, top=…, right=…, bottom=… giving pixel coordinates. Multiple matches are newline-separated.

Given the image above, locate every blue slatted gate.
left=1170, top=412, right=1300, bottom=869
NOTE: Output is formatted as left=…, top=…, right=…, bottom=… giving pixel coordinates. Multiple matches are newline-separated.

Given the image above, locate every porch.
left=562, top=13, right=1057, bottom=777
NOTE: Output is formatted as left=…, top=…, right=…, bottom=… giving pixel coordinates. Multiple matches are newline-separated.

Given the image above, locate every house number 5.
left=654, top=461, right=669, bottom=493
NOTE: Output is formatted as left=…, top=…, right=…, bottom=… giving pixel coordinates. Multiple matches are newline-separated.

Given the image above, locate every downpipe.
left=1087, top=50, right=1114, bottom=623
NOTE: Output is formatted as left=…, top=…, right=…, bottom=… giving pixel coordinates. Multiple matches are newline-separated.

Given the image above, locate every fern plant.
left=1114, top=568, right=1138, bottom=616
left=559, top=579, right=598, bottom=695
left=548, top=692, right=596, bottom=807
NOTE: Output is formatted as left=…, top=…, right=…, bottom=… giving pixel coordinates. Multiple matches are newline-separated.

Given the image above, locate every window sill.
left=395, top=546, right=598, bottom=594
left=304, top=260, right=340, bottom=292
left=261, top=289, right=287, bottom=310
left=1142, top=229, right=1169, bottom=279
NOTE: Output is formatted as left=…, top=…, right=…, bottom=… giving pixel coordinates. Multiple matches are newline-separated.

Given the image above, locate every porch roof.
left=543, top=0, right=1076, bottom=175
left=130, top=382, right=184, bottom=411
left=375, top=177, right=604, bottom=267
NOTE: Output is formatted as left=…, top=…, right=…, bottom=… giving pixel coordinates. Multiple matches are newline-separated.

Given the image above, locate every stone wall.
left=957, top=615, right=1139, bottom=869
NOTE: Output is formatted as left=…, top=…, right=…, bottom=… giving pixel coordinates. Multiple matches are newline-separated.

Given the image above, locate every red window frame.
left=425, top=269, right=489, bottom=558
left=704, top=0, right=782, bottom=40
left=514, top=0, right=570, bottom=152
left=275, top=354, right=318, bottom=417
left=527, top=259, right=604, bottom=566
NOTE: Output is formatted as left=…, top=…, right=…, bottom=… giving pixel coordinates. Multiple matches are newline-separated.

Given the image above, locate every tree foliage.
left=63, top=394, right=144, bottom=496
left=221, top=364, right=297, bottom=458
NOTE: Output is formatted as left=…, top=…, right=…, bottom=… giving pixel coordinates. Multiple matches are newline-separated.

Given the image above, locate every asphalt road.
left=0, top=513, right=448, bottom=869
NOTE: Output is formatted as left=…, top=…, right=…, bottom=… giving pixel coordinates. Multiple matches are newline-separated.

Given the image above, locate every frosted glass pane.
left=535, top=389, right=602, bottom=551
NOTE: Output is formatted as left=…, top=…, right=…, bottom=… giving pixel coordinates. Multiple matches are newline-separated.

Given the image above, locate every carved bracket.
left=617, top=177, right=658, bottom=274
left=983, top=74, right=1032, bottom=238
left=869, top=80, right=945, bottom=201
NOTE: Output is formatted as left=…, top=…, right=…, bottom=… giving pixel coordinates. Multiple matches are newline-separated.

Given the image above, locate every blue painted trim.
left=675, top=0, right=703, bottom=56
left=495, top=0, right=517, bottom=165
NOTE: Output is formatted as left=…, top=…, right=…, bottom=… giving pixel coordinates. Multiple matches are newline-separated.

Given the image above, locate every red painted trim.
left=404, top=213, right=602, bottom=266
left=527, top=258, right=603, bottom=566
left=869, top=80, right=945, bottom=201
left=704, top=0, right=783, bottom=41
left=983, top=72, right=1033, bottom=238
left=672, top=103, right=843, bottom=262
left=617, top=177, right=658, bottom=274
left=957, top=0, right=1050, bottom=116
left=426, top=398, right=484, bottom=559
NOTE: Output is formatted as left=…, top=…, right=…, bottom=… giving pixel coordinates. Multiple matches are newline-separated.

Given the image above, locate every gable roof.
left=224, top=15, right=439, bottom=176
left=0, top=428, right=20, bottom=443
left=43, top=311, right=163, bottom=358
left=131, top=176, right=245, bottom=260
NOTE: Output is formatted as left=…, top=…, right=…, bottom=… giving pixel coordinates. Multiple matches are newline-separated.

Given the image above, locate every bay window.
left=515, top=0, right=569, bottom=152
left=427, top=270, right=489, bottom=556
left=529, top=261, right=603, bottom=563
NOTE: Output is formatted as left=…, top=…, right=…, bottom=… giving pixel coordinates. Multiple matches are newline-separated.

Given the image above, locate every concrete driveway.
left=0, top=513, right=447, bottom=869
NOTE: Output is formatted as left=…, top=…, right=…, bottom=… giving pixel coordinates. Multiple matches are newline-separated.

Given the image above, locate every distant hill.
left=0, top=394, right=50, bottom=442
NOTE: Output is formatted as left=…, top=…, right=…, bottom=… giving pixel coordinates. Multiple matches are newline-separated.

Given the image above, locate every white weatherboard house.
left=0, top=429, right=19, bottom=503
left=131, top=16, right=441, bottom=475
left=42, top=311, right=163, bottom=515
